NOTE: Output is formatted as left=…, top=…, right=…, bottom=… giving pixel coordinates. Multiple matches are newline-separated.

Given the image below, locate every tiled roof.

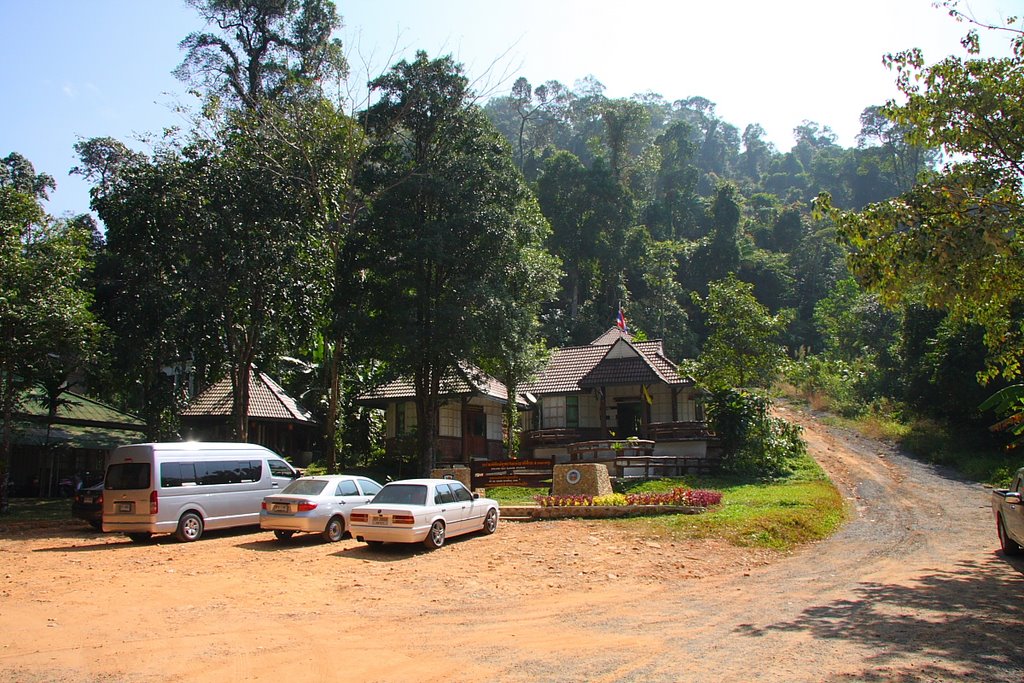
left=357, top=363, right=512, bottom=405
left=522, top=331, right=692, bottom=396
left=16, top=389, right=144, bottom=429
left=181, top=370, right=315, bottom=423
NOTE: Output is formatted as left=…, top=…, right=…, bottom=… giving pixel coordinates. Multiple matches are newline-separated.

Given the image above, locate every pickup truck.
left=992, top=467, right=1024, bottom=555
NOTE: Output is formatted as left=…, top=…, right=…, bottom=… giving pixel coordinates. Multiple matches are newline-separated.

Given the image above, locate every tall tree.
left=0, top=154, right=97, bottom=511
left=174, top=0, right=358, bottom=450
left=176, top=0, right=346, bottom=110
left=822, top=13, right=1024, bottom=381
left=77, top=141, right=191, bottom=439
left=359, top=52, right=556, bottom=474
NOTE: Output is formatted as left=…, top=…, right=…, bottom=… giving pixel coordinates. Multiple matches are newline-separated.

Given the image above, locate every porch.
left=522, top=421, right=711, bottom=451
left=521, top=421, right=719, bottom=477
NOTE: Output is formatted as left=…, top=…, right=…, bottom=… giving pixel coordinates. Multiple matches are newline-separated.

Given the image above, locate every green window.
left=566, top=395, right=579, bottom=428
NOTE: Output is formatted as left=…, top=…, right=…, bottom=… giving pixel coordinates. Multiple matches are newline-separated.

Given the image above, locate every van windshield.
left=106, top=463, right=151, bottom=490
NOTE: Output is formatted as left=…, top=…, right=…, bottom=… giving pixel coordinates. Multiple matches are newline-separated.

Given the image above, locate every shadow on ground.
left=737, top=553, right=1024, bottom=681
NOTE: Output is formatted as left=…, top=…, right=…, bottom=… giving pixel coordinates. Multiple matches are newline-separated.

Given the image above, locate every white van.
left=102, top=442, right=299, bottom=542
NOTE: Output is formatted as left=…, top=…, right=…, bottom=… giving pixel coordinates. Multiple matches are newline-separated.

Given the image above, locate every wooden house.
left=518, top=328, right=712, bottom=473
left=356, top=363, right=519, bottom=465
left=3, top=389, right=146, bottom=497
left=180, top=370, right=318, bottom=465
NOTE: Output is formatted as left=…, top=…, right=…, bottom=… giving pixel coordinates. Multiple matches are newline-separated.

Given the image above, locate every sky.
left=1, top=0, right=1019, bottom=220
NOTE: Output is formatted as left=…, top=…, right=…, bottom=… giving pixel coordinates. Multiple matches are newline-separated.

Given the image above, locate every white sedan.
left=260, top=475, right=382, bottom=542
left=350, top=478, right=499, bottom=549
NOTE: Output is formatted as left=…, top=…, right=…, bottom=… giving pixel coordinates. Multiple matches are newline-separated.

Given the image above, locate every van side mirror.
left=1006, top=492, right=1022, bottom=505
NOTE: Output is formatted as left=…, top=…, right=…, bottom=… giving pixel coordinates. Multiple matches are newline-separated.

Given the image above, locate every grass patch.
left=898, top=418, right=1021, bottom=487
left=486, top=486, right=548, bottom=505
left=611, top=455, right=845, bottom=551
left=2, top=497, right=73, bottom=522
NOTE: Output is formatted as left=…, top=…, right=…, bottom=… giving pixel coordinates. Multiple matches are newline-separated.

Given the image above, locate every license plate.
left=272, top=503, right=290, bottom=513
left=84, top=496, right=96, bottom=504
left=371, top=516, right=389, bottom=526
left=116, top=502, right=133, bottom=513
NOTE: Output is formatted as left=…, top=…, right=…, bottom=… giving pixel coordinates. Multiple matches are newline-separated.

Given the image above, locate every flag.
left=642, top=384, right=653, bottom=405
left=616, top=306, right=627, bottom=333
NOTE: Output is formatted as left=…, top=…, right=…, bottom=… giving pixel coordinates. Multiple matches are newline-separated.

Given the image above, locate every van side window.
left=268, top=460, right=294, bottom=478
left=192, top=460, right=262, bottom=485
left=161, top=462, right=197, bottom=487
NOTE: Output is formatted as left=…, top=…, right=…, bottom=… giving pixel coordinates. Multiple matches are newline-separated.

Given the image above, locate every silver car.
left=260, top=475, right=382, bottom=542
left=350, top=478, right=499, bottom=550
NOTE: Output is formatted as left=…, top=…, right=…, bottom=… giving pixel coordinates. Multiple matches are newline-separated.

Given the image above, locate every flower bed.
left=534, top=487, right=722, bottom=508
left=498, top=487, right=723, bottom=521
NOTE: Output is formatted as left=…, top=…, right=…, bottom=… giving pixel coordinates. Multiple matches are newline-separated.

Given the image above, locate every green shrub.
left=705, top=388, right=806, bottom=478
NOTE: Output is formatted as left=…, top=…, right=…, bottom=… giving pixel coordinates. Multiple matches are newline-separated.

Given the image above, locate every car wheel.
left=482, top=508, right=498, bottom=535
left=998, top=516, right=1022, bottom=555
left=175, top=512, right=204, bottom=542
left=89, top=520, right=103, bottom=531
left=273, top=530, right=295, bottom=542
left=127, top=532, right=151, bottom=543
left=322, top=515, right=345, bottom=543
left=423, top=520, right=446, bottom=549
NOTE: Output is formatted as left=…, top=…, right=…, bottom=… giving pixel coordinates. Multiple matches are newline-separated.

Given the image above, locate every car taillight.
left=392, top=515, right=415, bottom=525
left=350, top=512, right=368, bottom=522
left=261, top=501, right=268, bottom=510
left=297, top=501, right=317, bottom=512
left=97, top=494, right=103, bottom=505
left=149, top=490, right=158, bottom=514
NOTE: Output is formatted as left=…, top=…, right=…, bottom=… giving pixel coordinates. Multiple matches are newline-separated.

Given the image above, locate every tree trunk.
left=0, top=366, right=14, bottom=513
left=324, top=337, right=342, bottom=473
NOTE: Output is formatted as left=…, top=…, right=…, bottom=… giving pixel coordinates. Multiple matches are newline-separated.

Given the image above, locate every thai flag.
left=616, top=307, right=627, bottom=333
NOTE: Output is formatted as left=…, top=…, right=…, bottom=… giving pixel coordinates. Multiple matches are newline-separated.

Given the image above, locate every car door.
left=450, top=482, right=482, bottom=532
left=332, top=478, right=372, bottom=518
left=432, top=483, right=467, bottom=533
left=1007, top=475, right=1024, bottom=542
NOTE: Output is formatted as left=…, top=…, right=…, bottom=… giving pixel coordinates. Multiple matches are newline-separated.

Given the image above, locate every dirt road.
left=1, top=405, right=1022, bottom=682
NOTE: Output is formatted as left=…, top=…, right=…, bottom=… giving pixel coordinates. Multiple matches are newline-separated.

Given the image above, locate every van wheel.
left=127, top=532, right=151, bottom=543
left=322, top=516, right=345, bottom=543
left=175, top=512, right=204, bottom=542
left=273, top=530, right=295, bottom=541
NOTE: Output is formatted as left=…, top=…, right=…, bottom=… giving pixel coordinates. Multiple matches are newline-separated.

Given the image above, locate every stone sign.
left=551, top=463, right=613, bottom=497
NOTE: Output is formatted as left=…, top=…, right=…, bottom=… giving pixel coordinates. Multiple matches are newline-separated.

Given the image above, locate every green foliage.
left=358, top=52, right=557, bottom=473
left=176, top=0, right=347, bottom=109
left=688, top=275, right=791, bottom=389
left=1, top=154, right=99, bottom=506
left=823, top=19, right=1024, bottom=382
left=704, top=389, right=806, bottom=477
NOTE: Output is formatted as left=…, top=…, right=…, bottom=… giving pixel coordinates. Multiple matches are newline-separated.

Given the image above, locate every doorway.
left=616, top=401, right=643, bottom=438
left=463, top=408, right=487, bottom=458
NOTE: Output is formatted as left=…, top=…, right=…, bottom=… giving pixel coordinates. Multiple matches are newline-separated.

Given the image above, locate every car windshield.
left=371, top=484, right=427, bottom=506
left=281, top=479, right=329, bottom=496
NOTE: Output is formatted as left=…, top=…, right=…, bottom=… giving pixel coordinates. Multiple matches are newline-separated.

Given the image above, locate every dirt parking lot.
left=2, top=407, right=1023, bottom=682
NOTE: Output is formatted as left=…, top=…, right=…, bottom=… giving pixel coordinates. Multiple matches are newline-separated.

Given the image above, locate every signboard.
left=471, top=459, right=553, bottom=489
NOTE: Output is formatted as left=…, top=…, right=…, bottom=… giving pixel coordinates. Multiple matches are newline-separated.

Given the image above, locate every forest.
left=2, top=0, right=1023, bottom=488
